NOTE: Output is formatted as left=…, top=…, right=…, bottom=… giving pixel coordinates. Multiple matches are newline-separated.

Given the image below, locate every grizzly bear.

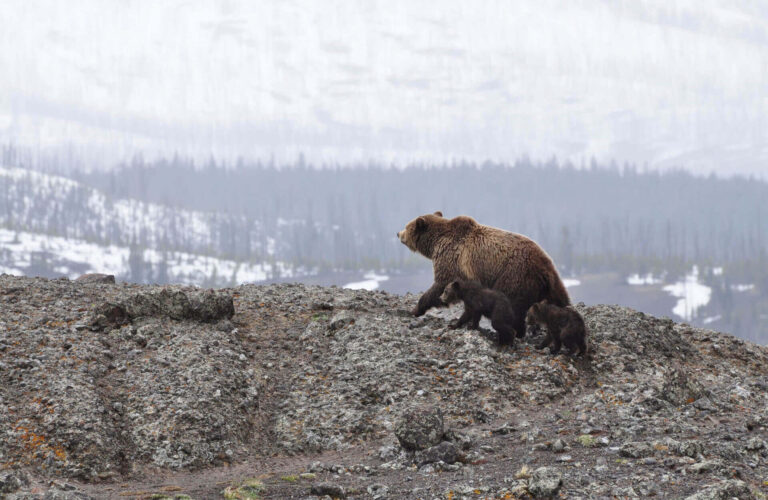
left=439, top=280, right=519, bottom=346
left=397, top=212, right=570, bottom=338
left=525, top=300, right=588, bottom=355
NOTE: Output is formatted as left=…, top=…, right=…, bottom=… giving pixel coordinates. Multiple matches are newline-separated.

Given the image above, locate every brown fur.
left=439, top=280, right=518, bottom=346
left=397, top=212, right=570, bottom=337
left=525, top=301, right=588, bottom=356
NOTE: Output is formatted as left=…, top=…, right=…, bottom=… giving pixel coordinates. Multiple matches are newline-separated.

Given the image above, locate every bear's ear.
left=433, top=211, right=443, bottom=217
left=415, top=217, right=427, bottom=231
left=452, top=280, right=460, bottom=290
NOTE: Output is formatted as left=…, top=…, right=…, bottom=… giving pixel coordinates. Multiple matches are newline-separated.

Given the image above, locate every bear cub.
left=526, top=301, right=588, bottom=356
left=439, top=280, right=518, bottom=346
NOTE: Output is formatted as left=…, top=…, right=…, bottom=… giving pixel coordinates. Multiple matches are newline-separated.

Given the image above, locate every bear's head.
left=439, top=280, right=462, bottom=305
left=525, top=300, right=548, bottom=327
left=397, top=211, right=444, bottom=257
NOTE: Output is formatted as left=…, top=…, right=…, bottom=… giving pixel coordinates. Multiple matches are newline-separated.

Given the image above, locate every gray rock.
left=444, top=428, right=473, bottom=450
left=684, top=479, right=751, bottom=499
left=660, top=368, right=708, bottom=406
left=3, top=276, right=768, bottom=496
left=378, top=445, right=399, bottom=461
left=126, top=288, right=192, bottom=320
left=689, top=460, right=723, bottom=474
left=674, top=440, right=705, bottom=458
left=745, top=437, right=766, bottom=451
left=189, top=289, right=235, bottom=321
left=527, top=467, right=562, bottom=497
left=43, top=489, right=95, bottom=500
left=310, top=482, right=346, bottom=498
left=90, top=301, right=129, bottom=329
left=75, top=273, right=115, bottom=284
left=552, top=438, right=566, bottom=453
left=619, top=441, right=653, bottom=458
left=367, top=483, right=388, bottom=498
left=328, top=310, right=356, bottom=331
left=419, top=441, right=459, bottom=465
left=96, top=288, right=234, bottom=324
left=0, top=471, right=29, bottom=493
left=394, top=406, right=444, bottom=451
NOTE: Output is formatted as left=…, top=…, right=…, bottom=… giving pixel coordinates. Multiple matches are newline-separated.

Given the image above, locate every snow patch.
left=0, top=228, right=301, bottom=286
left=702, top=315, right=722, bottom=325
left=627, top=273, right=663, bottom=286
left=731, top=284, right=754, bottom=292
left=663, top=266, right=712, bottom=322
left=344, top=271, right=390, bottom=291
left=563, top=278, right=581, bottom=288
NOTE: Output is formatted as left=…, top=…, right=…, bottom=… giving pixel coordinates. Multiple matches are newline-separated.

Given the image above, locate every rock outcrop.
left=1, top=275, right=767, bottom=499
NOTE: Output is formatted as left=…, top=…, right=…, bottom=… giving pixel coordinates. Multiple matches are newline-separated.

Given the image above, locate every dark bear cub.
left=526, top=301, right=588, bottom=356
left=439, top=280, right=518, bottom=346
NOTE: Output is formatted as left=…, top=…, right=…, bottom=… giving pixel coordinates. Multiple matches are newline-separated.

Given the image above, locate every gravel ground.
left=1, top=275, right=767, bottom=499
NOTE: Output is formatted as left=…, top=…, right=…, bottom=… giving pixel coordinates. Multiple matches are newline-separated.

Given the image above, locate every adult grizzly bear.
left=397, top=212, right=570, bottom=337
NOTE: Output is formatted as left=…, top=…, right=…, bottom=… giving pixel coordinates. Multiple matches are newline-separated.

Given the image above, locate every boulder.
left=394, top=406, right=444, bottom=451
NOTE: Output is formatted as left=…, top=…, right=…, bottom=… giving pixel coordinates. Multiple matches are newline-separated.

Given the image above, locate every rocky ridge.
left=0, top=275, right=767, bottom=499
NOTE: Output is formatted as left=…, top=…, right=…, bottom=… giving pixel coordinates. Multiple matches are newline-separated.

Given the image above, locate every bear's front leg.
left=536, top=332, right=553, bottom=350
left=413, top=282, right=447, bottom=316
left=549, top=336, right=562, bottom=355
left=449, top=308, right=473, bottom=329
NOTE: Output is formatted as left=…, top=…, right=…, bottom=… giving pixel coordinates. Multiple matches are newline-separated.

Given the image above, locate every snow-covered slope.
left=2, top=1, right=767, bottom=174
left=0, top=165, right=314, bottom=285
left=0, top=165, right=268, bottom=258
left=0, top=228, right=297, bottom=286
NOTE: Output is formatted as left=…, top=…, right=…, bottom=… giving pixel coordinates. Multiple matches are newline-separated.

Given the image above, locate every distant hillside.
left=78, top=157, right=768, bottom=277
left=3, top=159, right=768, bottom=343
left=0, top=165, right=312, bottom=284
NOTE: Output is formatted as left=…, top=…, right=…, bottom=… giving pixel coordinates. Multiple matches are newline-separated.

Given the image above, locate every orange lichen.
left=15, top=425, right=67, bottom=463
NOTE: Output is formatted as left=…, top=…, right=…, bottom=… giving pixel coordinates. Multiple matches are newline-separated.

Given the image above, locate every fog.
left=2, top=1, right=768, bottom=343
left=2, top=0, right=767, bottom=175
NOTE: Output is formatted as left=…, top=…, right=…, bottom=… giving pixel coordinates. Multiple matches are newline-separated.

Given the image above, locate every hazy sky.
left=1, top=0, right=767, bottom=174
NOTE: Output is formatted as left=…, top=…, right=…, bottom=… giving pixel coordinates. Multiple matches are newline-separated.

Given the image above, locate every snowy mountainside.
left=0, top=166, right=312, bottom=284
left=0, top=227, right=297, bottom=285
left=1, top=165, right=272, bottom=259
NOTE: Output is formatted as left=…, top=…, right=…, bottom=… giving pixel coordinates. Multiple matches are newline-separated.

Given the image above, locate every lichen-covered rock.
left=310, top=482, right=346, bottom=498
left=619, top=441, right=654, bottom=458
left=132, top=288, right=192, bottom=319
left=2, top=275, right=768, bottom=498
left=0, top=277, right=253, bottom=480
left=684, top=479, right=751, bottom=500
left=75, top=273, right=115, bottom=284
left=189, top=289, right=235, bottom=321
left=328, top=310, right=356, bottom=331
left=419, top=441, right=460, bottom=465
left=527, top=467, right=562, bottom=497
left=91, top=287, right=234, bottom=327
left=0, top=471, right=29, bottom=493
left=394, top=406, right=445, bottom=451
left=745, top=437, right=766, bottom=451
